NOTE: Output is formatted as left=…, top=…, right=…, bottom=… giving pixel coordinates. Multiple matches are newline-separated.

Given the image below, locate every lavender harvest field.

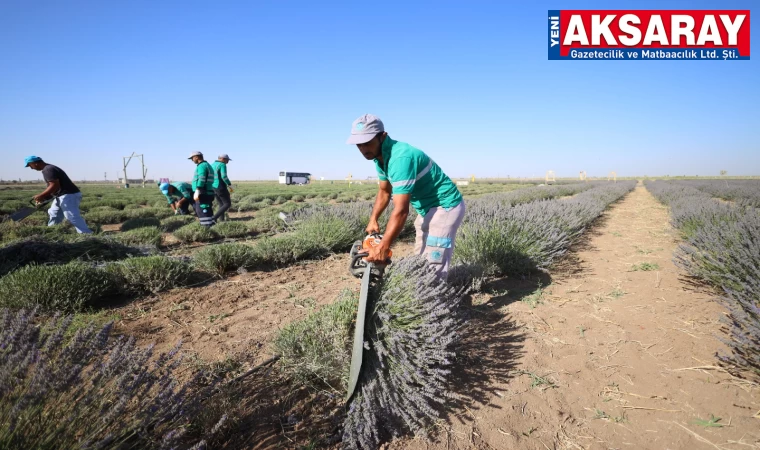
left=1, top=179, right=759, bottom=450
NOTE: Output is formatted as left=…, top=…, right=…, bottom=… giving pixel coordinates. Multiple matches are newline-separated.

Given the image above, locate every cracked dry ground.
left=388, top=183, right=759, bottom=450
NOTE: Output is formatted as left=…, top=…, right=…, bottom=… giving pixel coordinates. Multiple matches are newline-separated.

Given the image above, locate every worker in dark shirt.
left=24, top=155, right=93, bottom=234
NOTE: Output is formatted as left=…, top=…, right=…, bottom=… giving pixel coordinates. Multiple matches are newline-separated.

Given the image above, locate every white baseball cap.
left=346, top=114, right=384, bottom=145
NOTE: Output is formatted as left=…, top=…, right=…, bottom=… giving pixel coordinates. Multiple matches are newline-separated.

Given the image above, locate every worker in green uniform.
left=211, top=154, right=234, bottom=222
left=158, top=180, right=194, bottom=215
left=346, top=114, right=465, bottom=280
left=188, top=151, right=217, bottom=227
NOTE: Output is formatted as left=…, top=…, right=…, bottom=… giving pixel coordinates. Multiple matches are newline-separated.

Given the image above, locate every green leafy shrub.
left=0, top=262, right=118, bottom=312
left=272, top=289, right=357, bottom=389
left=123, top=204, right=142, bottom=210
left=107, top=255, right=193, bottom=294
left=120, top=217, right=161, bottom=232
left=115, top=226, right=163, bottom=247
left=193, top=243, right=259, bottom=276
left=291, top=194, right=305, bottom=202
left=174, top=222, right=220, bottom=243
left=212, top=221, right=250, bottom=239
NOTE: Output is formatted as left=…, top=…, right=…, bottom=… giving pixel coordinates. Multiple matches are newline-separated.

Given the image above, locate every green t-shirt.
left=192, top=161, right=216, bottom=195
left=164, top=182, right=193, bottom=204
left=374, top=137, right=462, bottom=216
left=211, top=161, right=232, bottom=189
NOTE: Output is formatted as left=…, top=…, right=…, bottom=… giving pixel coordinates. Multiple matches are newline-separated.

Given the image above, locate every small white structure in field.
left=545, top=170, right=556, bottom=185
left=456, top=181, right=469, bottom=186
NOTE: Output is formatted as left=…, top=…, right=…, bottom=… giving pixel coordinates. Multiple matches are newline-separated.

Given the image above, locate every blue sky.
left=0, top=0, right=757, bottom=182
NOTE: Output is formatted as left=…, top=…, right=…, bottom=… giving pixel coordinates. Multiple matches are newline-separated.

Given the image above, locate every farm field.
left=0, top=179, right=758, bottom=449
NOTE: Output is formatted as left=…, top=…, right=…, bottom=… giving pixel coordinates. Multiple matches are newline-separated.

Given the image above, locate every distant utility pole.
left=104, top=172, right=107, bottom=183
left=122, top=152, right=148, bottom=188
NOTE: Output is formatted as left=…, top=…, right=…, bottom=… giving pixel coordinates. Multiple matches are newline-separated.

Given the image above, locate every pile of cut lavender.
left=342, top=255, right=467, bottom=450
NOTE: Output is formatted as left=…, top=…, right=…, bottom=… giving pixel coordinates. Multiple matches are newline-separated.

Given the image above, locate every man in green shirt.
left=211, top=154, right=234, bottom=222
left=158, top=180, right=193, bottom=215
left=188, top=151, right=217, bottom=227
left=346, top=114, right=465, bottom=280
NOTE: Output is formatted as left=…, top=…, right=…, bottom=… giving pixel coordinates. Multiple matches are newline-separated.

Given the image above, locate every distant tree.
left=720, top=170, right=728, bottom=176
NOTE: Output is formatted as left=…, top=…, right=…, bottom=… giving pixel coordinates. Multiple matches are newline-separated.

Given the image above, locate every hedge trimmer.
left=3, top=197, right=55, bottom=223
left=345, top=233, right=392, bottom=403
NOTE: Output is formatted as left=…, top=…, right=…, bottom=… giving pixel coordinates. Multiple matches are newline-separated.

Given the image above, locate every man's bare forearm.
left=381, top=208, right=408, bottom=250
left=39, top=181, right=58, bottom=198
left=370, top=189, right=391, bottom=222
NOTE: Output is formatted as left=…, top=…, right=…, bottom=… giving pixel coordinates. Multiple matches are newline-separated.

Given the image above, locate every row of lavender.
left=646, top=180, right=759, bottom=379
left=452, top=181, right=636, bottom=278
left=670, top=179, right=760, bottom=208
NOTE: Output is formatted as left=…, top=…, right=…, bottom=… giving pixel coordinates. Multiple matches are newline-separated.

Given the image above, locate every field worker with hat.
left=158, top=180, right=194, bottom=215
left=346, top=114, right=465, bottom=280
left=211, top=154, right=234, bottom=222
left=24, top=155, right=93, bottom=234
left=188, top=151, right=217, bottom=227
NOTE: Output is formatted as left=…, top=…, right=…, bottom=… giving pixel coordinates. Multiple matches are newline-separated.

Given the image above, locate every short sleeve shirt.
left=41, top=164, right=80, bottom=196
left=374, top=137, right=462, bottom=216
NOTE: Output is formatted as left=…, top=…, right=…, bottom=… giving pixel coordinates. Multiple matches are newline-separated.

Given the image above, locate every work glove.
left=194, top=189, right=201, bottom=202
left=228, top=186, right=234, bottom=193
left=174, top=209, right=180, bottom=215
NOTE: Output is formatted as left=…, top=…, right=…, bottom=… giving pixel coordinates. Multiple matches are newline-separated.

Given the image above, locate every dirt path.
left=388, top=183, right=759, bottom=450
left=113, top=239, right=419, bottom=367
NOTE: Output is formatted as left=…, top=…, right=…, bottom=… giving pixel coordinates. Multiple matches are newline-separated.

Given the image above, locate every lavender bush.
left=0, top=262, right=118, bottom=312
left=212, top=221, right=251, bottom=239
left=106, top=255, right=194, bottom=294
left=0, top=235, right=142, bottom=278
left=120, top=217, right=161, bottom=232
left=669, top=179, right=760, bottom=208
left=173, top=222, right=220, bottom=243
left=0, top=308, right=227, bottom=449
left=273, top=289, right=358, bottom=390
left=193, top=243, right=259, bottom=276
left=646, top=180, right=760, bottom=378
left=115, top=226, right=163, bottom=247
left=159, top=215, right=195, bottom=233
left=454, top=182, right=635, bottom=277
left=342, top=255, right=468, bottom=450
